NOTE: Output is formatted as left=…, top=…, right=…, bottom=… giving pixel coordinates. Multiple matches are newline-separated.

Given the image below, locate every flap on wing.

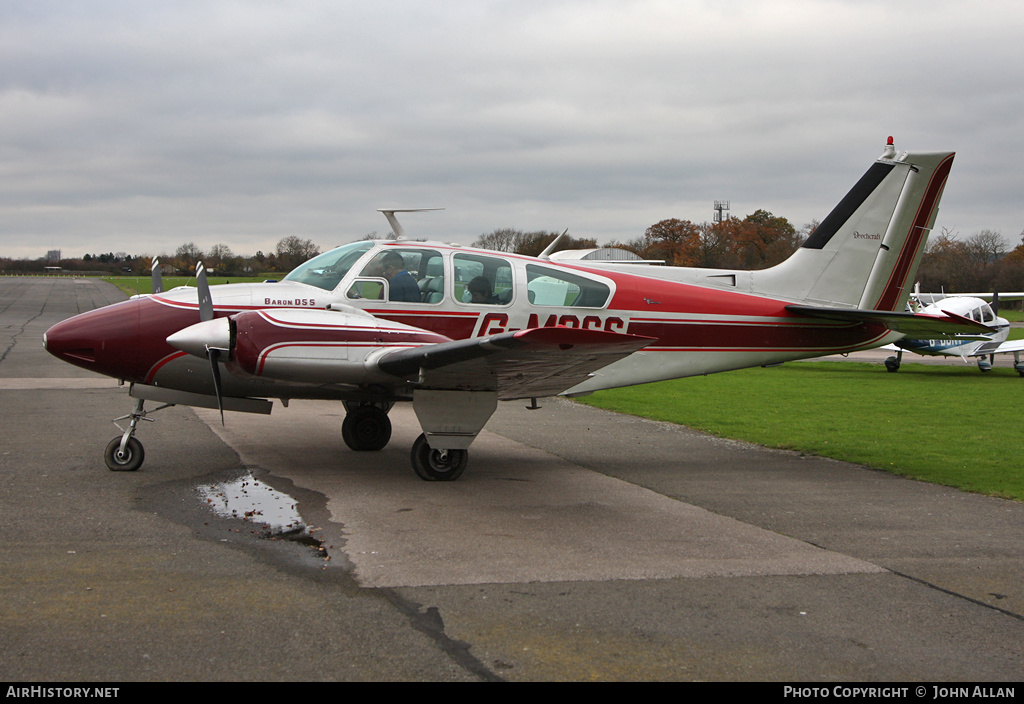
left=786, top=305, right=995, bottom=339
left=376, top=326, right=654, bottom=399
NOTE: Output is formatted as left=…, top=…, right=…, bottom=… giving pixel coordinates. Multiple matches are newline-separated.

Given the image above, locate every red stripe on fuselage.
left=145, top=350, right=190, bottom=383
left=368, top=310, right=480, bottom=340
left=254, top=310, right=428, bottom=335
left=626, top=319, right=889, bottom=353
left=600, top=271, right=789, bottom=318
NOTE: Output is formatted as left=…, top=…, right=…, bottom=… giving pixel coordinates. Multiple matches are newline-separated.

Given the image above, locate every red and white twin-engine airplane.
left=44, top=139, right=989, bottom=480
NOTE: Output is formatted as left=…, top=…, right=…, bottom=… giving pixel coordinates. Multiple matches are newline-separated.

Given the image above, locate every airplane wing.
left=170, top=310, right=654, bottom=401
left=375, top=326, right=654, bottom=399
left=915, top=292, right=1024, bottom=305
left=785, top=305, right=995, bottom=339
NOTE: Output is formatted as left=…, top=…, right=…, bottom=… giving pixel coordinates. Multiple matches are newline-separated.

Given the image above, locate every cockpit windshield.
left=281, top=241, right=374, bottom=291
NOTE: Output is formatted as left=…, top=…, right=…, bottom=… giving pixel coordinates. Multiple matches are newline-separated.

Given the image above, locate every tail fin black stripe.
left=801, top=162, right=896, bottom=250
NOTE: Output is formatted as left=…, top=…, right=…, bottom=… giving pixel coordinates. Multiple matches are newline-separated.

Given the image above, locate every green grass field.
left=103, top=275, right=268, bottom=297
left=579, top=361, right=1024, bottom=500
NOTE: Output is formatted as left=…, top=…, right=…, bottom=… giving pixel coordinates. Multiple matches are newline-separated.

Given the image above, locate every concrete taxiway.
left=2, top=276, right=1023, bottom=681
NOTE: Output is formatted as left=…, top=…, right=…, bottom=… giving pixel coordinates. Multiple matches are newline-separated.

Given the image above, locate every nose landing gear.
left=104, top=436, right=144, bottom=472
left=104, top=397, right=173, bottom=472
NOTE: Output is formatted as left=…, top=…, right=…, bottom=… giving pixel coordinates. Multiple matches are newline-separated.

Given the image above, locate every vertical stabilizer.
left=753, top=141, right=954, bottom=309
left=856, top=150, right=954, bottom=310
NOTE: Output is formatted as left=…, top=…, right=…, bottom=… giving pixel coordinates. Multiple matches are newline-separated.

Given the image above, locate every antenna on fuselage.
left=377, top=208, right=444, bottom=239
left=538, top=229, right=569, bottom=260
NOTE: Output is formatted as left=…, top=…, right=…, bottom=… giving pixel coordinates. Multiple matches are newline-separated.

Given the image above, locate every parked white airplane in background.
left=882, top=291, right=1024, bottom=375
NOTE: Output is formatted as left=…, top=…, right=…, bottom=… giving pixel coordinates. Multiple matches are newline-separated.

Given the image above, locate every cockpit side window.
left=345, top=247, right=444, bottom=304
left=981, top=304, right=995, bottom=323
left=454, top=253, right=514, bottom=305
left=525, top=264, right=610, bottom=307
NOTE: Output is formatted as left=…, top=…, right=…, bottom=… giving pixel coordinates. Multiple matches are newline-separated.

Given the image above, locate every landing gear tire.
left=884, top=356, right=900, bottom=373
left=410, top=433, right=467, bottom=482
left=342, top=406, right=392, bottom=451
left=104, top=436, right=144, bottom=472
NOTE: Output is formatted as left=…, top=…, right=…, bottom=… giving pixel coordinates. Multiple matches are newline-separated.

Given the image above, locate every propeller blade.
left=152, top=258, right=163, bottom=294
left=207, top=345, right=226, bottom=425
left=196, top=262, right=214, bottom=322
left=992, top=291, right=1000, bottom=316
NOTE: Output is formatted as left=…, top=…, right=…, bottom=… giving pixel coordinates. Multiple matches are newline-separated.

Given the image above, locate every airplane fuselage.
left=45, top=239, right=899, bottom=403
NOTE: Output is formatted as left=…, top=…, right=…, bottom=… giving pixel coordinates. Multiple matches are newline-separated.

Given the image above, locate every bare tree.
left=275, top=236, right=321, bottom=271
left=965, top=229, right=1007, bottom=265
left=173, top=242, right=204, bottom=272
left=205, top=243, right=237, bottom=274
left=472, top=228, right=526, bottom=252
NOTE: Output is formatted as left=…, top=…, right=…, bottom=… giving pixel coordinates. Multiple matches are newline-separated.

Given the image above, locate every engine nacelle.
left=229, top=309, right=451, bottom=384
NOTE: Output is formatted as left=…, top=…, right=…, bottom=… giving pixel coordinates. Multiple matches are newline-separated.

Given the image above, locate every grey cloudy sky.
left=2, top=0, right=1022, bottom=260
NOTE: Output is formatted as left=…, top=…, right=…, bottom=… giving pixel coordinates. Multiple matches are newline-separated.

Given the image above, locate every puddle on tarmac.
left=196, top=471, right=319, bottom=546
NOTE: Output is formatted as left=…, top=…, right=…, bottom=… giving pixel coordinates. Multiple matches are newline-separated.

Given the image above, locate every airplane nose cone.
left=167, top=317, right=232, bottom=358
left=44, top=299, right=143, bottom=379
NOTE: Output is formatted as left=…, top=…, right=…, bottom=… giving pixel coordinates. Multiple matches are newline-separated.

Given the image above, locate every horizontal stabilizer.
left=786, top=305, right=995, bottom=339
left=975, top=338, right=1024, bottom=356
left=377, top=326, right=654, bottom=399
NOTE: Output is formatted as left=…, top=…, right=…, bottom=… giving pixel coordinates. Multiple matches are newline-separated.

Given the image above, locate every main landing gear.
left=340, top=403, right=467, bottom=481
left=341, top=402, right=392, bottom=452
left=104, top=397, right=173, bottom=471
left=884, top=350, right=902, bottom=373
left=341, top=392, right=493, bottom=482
left=410, top=434, right=467, bottom=481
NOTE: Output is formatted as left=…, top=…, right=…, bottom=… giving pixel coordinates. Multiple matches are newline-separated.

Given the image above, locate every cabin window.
left=454, top=253, right=514, bottom=305
left=981, top=305, right=995, bottom=323
left=346, top=247, right=444, bottom=304
left=525, top=264, right=610, bottom=307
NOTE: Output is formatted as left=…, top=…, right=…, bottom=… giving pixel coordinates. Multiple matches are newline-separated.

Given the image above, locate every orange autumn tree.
left=642, top=218, right=703, bottom=266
